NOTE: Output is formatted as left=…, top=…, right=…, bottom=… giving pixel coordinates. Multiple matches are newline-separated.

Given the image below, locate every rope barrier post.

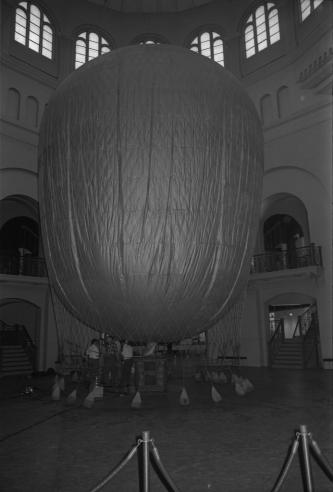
left=299, top=425, right=314, bottom=492
left=142, top=430, right=150, bottom=492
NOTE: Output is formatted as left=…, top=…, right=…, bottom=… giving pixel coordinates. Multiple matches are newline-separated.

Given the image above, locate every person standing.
left=85, top=338, right=100, bottom=381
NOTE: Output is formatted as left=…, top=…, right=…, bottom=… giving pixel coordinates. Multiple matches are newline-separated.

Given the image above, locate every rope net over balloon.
left=206, top=290, right=246, bottom=366
left=39, top=45, right=263, bottom=344
left=51, top=288, right=98, bottom=370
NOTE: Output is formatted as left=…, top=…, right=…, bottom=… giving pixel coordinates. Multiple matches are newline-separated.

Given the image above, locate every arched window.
left=75, top=31, right=111, bottom=69
left=190, top=31, right=224, bottom=66
left=140, top=40, right=159, bottom=45
left=6, top=88, right=21, bottom=120
left=299, top=0, right=324, bottom=21
left=14, top=2, right=54, bottom=59
left=244, top=2, right=280, bottom=58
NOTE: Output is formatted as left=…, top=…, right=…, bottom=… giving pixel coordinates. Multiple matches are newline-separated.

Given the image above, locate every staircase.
left=1, top=345, right=33, bottom=376
left=271, top=337, right=303, bottom=369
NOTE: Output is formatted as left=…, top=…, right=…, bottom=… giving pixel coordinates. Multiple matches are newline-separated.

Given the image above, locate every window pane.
left=15, top=31, right=26, bottom=44
left=245, top=24, right=254, bottom=41
left=201, top=39, right=210, bottom=51
left=30, top=20, right=40, bottom=35
left=257, top=31, right=267, bottom=44
left=15, top=9, right=27, bottom=43
left=246, top=47, right=256, bottom=58
left=42, top=47, right=52, bottom=59
left=269, top=23, right=279, bottom=36
left=28, top=38, right=39, bottom=52
left=200, top=32, right=210, bottom=44
left=255, top=6, right=265, bottom=23
left=43, top=13, right=50, bottom=24
left=313, top=0, right=323, bottom=7
left=213, top=40, right=224, bottom=65
left=101, top=45, right=111, bottom=54
left=42, top=25, right=53, bottom=57
left=256, top=19, right=267, bottom=34
left=270, top=32, right=280, bottom=44
left=190, top=46, right=199, bottom=53
left=76, top=41, right=86, bottom=57
left=19, top=2, right=28, bottom=8
left=258, top=39, right=268, bottom=51
left=43, top=26, right=52, bottom=43
left=245, top=24, right=255, bottom=52
left=301, top=6, right=311, bottom=20
left=89, top=32, right=99, bottom=44
left=30, top=4, right=40, bottom=21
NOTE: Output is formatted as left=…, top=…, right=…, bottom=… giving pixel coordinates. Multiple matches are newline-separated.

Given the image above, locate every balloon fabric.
left=38, top=45, right=263, bottom=342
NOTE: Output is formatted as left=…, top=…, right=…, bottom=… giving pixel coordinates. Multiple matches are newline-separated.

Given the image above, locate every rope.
left=309, top=436, right=333, bottom=482
left=89, top=443, right=140, bottom=492
left=271, top=435, right=299, bottom=492
left=150, top=440, right=181, bottom=492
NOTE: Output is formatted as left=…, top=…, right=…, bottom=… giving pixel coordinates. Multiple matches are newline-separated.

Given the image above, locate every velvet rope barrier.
left=89, top=443, right=139, bottom=492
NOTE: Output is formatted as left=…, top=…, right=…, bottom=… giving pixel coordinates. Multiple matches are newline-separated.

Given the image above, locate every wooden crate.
left=135, top=357, right=167, bottom=392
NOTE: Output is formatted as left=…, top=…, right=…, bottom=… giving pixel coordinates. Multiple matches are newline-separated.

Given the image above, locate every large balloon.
left=38, top=45, right=263, bottom=342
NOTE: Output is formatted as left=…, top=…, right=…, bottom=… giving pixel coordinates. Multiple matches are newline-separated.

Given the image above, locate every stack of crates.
left=135, top=357, right=167, bottom=392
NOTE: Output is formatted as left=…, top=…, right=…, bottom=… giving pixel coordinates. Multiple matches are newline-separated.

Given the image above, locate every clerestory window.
left=190, top=31, right=224, bottom=66
left=75, top=31, right=111, bottom=69
left=244, top=2, right=280, bottom=59
left=14, top=1, right=54, bottom=59
left=299, top=0, right=324, bottom=21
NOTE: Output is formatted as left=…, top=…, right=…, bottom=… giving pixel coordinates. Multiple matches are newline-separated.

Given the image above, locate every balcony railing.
left=0, top=252, right=48, bottom=277
left=250, top=244, right=322, bottom=274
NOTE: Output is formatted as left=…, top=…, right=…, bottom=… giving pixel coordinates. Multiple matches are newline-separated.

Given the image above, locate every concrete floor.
left=1, top=365, right=332, bottom=492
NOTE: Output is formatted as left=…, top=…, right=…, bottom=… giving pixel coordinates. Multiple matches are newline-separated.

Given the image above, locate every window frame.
left=14, top=1, right=54, bottom=60
left=298, top=0, right=324, bottom=22
left=74, top=28, right=113, bottom=69
left=131, top=33, right=169, bottom=45
left=243, top=2, right=280, bottom=59
left=187, top=27, right=225, bottom=67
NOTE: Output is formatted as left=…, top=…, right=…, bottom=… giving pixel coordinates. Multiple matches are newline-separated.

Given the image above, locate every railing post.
left=299, top=425, right=314, bottom=491
left=142, top=430, right=150, bottom=492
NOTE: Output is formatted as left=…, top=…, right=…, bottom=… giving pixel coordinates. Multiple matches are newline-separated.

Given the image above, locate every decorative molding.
left=297, top=46, right=333, bottom=92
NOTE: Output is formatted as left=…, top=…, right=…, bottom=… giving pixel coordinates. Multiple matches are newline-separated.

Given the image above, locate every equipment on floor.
left=272, top=424, right=333, bottom=492
left=89, top=430, right=180, bottom=492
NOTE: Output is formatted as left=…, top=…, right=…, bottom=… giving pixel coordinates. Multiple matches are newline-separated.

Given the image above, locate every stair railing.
left=0, top=319, right=36, bottom=370
left=269, top=318, right=285, bottom=366
left=303, top=311, right=320, bottom=368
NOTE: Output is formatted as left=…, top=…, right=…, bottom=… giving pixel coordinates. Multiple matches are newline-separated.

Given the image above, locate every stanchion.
left=142, top=430, right=150, bottom=492
left=271, top=424, right=333, bottom=492
left=299, top=425, right=314, bottom=492
left=89, top=430, right=180, bottom=492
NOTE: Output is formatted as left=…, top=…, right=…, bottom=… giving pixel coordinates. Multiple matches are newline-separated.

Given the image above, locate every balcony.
left=0, top=252, right=48, bottom=278
left=250, top=244, right=322, bottom=274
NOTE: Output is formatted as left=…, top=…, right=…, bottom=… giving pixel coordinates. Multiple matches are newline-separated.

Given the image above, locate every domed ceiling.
left=87, top=0, right=219, bottom=13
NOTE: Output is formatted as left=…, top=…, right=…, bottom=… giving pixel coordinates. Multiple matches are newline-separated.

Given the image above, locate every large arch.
left=0, top=169, right=38, bottom=201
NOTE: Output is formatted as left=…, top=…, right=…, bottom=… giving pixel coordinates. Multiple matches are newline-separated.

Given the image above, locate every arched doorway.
left=266, top=293, right=320, bottom=369
left=0, top=298, right=41, bottom=374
